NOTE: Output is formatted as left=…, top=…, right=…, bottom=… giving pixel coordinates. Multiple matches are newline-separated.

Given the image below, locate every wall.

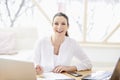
left=82, top=46, right=120, bottom=70
left=14, top=27, right=38, bottom=50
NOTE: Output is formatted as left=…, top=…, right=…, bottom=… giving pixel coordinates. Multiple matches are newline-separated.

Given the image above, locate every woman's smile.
left=56, top=29, right=64, bottom=33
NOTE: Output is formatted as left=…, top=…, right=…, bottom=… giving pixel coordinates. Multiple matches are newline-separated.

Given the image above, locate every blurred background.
left=0, top=0, right=120, bottom=71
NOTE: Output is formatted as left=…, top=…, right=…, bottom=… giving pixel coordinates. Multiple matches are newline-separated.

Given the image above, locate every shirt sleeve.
left=72, top=40, right=92, bottom=71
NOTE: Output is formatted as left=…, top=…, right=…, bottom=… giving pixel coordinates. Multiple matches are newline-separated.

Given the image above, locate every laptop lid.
left=110, top=57, right=120, bottom=80
left=0, top=58, right=36, bottom=80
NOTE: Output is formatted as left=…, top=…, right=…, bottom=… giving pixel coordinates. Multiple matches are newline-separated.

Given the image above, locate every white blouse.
left=33, top=37, right=92, bottom=72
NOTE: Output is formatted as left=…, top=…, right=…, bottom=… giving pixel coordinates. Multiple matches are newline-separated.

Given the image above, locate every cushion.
left=0, top=31, right=17, bottom=55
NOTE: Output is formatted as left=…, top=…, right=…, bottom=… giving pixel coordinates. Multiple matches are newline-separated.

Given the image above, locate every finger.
left=59, top=68, right=63, bottom=73
left=36, top=68, right=41, bottom=74
left=35, top=65, right=43, bottom=75
left=52, top=67, right=59, bottom=73
left=56, top=66, right=62, bottom=73
left=36, top=69, right=43, bottom=75
left=36, top=65, right=41, bottom=69
left=54, top=66, right=63, bottom=73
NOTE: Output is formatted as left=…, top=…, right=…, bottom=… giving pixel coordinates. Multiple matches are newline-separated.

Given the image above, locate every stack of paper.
left=37, top=72, right=75, bottom=80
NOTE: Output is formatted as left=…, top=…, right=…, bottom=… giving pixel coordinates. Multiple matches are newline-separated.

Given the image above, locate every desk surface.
left=37, top=70, right=92, bottom=80
left=63, top=70, right=92, bottom=80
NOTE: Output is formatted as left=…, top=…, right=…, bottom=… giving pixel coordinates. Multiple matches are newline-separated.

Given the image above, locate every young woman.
left=34, top=12, right=92, bottom=74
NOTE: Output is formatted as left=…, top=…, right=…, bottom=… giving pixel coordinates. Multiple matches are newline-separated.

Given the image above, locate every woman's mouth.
left=56, top=30, right=64, bottom=33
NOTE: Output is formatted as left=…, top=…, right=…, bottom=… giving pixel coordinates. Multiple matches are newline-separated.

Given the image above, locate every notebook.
left=0, top=58, right=36, bottom=80
left=82, top=57, right=120, bottom=80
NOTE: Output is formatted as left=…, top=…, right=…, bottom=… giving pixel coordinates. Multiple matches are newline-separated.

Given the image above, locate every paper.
left=37, top=72, right=74, bottom=80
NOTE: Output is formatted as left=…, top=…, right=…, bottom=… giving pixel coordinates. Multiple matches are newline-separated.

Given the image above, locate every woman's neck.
left=51, top=35, right=65, bottom=46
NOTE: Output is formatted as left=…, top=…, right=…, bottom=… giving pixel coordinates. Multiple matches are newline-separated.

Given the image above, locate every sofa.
left=0, top=27, right=38, bottom=62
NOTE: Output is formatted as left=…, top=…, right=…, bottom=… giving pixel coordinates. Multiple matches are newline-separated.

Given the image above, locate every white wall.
left=83, top=47, right=120, bottom=63
left=82, top=46, right=120, bottom=70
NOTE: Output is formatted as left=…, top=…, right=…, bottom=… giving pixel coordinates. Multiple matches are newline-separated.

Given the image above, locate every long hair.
left=52, top=12, right=69, bottom=37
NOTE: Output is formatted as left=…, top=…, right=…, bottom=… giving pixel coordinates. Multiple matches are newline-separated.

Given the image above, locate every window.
left=87, top=0, right=120, bottom=43
left=0, top=0, right=120, bottom=47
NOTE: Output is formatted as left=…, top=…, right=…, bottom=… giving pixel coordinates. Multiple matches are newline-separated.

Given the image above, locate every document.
left=81, top=71, right=112, bottom=80
left=37, top=72, right=75, bottom=80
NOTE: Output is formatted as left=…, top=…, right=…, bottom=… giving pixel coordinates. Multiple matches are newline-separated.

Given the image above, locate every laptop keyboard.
left=92, top=71, right=112, bottom=79
left=82, top=71, right=112, bottom=80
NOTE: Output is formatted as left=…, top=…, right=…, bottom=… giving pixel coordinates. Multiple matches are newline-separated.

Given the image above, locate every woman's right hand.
left=35, top=65, right=43, bottom=75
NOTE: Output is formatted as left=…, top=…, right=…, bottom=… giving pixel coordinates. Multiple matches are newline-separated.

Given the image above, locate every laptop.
left=0, top=58, right=36, bottom=80
left=82, top=57, right=120, bottom=80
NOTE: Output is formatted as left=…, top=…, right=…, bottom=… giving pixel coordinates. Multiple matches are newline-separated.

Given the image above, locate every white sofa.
left=0, top=27, right=38, bottom=62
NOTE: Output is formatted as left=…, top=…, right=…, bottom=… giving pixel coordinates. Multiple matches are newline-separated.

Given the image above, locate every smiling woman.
left=33, top=12, right=92, bottom=75
left=52, top=12, right=69, bottom=37
left=51, top=12, right=69, bottom=55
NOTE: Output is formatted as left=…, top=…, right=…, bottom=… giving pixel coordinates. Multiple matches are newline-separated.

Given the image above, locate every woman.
left=34, top=12, right=92, bottom=74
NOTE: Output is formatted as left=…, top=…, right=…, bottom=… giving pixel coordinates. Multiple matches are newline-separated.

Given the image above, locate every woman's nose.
left=57, top=24, right=62, bottom=29
left=57, top=25, right=62, bottom=31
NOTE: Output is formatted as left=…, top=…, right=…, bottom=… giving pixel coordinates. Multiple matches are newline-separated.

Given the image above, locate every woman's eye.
left=54, top=23, right=58, bottom=25
left=54, top=22, right=66, bottom=25
left=62, top=23, right=66, bottom=25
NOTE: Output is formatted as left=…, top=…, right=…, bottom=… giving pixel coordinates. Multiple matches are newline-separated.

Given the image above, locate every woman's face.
left=52, top=16, right=68, bottom=37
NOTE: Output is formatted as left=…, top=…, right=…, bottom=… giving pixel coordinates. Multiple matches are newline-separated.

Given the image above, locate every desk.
left=37, top=70, right=92, bottom=80
left=63, top=70, right=92, bottom=80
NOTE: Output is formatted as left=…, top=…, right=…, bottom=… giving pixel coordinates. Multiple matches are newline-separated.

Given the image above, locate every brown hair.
left=52, top=12, right=69, bottom=36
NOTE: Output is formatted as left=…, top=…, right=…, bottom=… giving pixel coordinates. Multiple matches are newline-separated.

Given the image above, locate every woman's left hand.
left=52, top=65, right=77, bottom=73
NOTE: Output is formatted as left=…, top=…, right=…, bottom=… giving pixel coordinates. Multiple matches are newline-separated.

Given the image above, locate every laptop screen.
left=110, top=57, right=120, bottom=80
